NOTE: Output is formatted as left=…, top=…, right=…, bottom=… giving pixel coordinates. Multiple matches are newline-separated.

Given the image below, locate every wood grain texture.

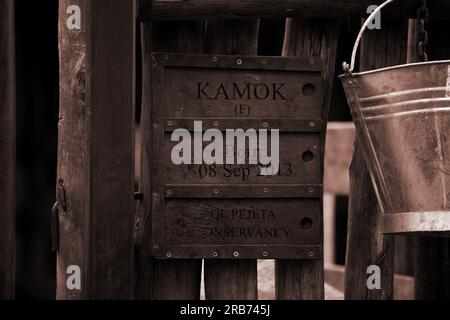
left=275, top=18, right=341, bottom=300
left=344, top=19, right=408, bottom=300
left=203, top=19, right=259, bottom=300
left=57, top=0, right=135, bottom=299
left=414, top=19, right=450, bottom=300
left=136, top=21, right=204, bottom=300
left=0, top=0, right=15, bottom=300
left=139, top=0, right=450, bottom=20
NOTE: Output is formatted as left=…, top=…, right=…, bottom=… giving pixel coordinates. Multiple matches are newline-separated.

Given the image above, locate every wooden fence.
left=1, top=0, right=450, bottom=300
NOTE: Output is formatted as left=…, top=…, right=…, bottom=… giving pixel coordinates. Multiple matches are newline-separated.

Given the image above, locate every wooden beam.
left=203, top=19, right=259, bottom=300
left=275, top=17, right=341, bottom=300
left=0, top=0, right=15, bottom=300
left=414, top=19, right=450, bottom=300
left=137, top=21, right=204, bottom=300
left=139, top=0, right=450, bottom=20
left=57, top=0, right=135, bottom=299
left=344, top=19, right=408, bottom=300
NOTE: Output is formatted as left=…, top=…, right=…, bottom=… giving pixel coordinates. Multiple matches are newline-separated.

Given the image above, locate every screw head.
left=263, top=251, right=269, bottom=257
left=264, top=188, right=269, bottom=193
left=233, top=251, right=240, bottom=258
left=263, top=121, right=269, bottom=127
left=213, top=251, right=219, bottom=258
left=213, top=188, right=219, bottom=194
left=213, top=121, right=219, bottom=127
left=166, top=252, right=172, bottom=258
left=167, top=121, right=173, bottom=126
left=308, top=251, right=314, bottom=257
left=309, top=121, right=316, bottom=127
left=237, top=58, right=243, bottom=65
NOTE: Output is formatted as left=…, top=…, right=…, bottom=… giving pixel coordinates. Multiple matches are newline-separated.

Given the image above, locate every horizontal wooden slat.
left=165, top=118, right=323, bottom=132
left=139, top=0, right=450, bottom=20
left=164, top=184, right=323, bottom=198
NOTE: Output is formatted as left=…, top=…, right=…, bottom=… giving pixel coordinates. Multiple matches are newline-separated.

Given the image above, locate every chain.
left=417, top=0, right=429, bottom=62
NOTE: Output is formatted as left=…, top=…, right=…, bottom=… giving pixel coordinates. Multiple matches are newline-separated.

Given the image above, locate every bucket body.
left=341, top=61, right=450, bottom=234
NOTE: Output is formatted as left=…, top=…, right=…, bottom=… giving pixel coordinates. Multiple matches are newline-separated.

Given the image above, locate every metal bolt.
left=153, top=244, right=159, bottom=249
left=263, top=251, right=269, bottom=257
left=233, top=251, right=240, bottom=258
left=264, top=188, right=269, bottom=193
left=213, top=188, right=219, bottom=194
left=213, top=121, right=219, bottom=127
left=166, top=252, right=172, bottom=258
left=212, top=56, right=218, bottom=62
left=167, top=121, right=173, bottom=126
left=213, top=251, right=219, bottom=258
left=309, top=121, right=316, bottom=127
left=237, top=58, right=243, bottom=65
left=263, top=121, right=269, bottom=127
left=308, top=251, right=314, bottom=257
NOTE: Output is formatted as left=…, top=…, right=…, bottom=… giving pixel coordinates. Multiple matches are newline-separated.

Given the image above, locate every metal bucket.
left=340, top=0, right=450, bottom=234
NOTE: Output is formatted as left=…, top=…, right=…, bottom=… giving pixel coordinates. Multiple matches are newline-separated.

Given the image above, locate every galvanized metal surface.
left=150, top=53, right=325, bottom=259
left=341, top=60, right=450, bottom=234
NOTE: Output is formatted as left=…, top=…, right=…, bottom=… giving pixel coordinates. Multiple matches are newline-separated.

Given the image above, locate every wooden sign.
left=150, top=53, right=324, bottom=259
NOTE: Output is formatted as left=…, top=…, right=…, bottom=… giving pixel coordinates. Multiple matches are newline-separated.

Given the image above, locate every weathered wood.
left=137, top=21, right=204, bottom=300
left=57, top=0, right=135, bottom=299
left=203, top=19, right=259, bottom=300
left=345, top=19, right=408, bottom=300
left=275, top=18, right=341, bottom=300
left=414, top=19, right=450, bottom=300
left=139, top=0, right=450, bottom=20
left=0, top=0, right=15, bottom=300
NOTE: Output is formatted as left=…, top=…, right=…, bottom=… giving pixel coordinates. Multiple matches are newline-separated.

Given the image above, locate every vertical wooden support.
left=0, top=0, right=15, bottom=300
left=137, top=21, right=204, bottom=300
left=275, top=18, right=341, bottom=300
left=344, top=19, right=408, bottom=300
left=414, top=19, right=450, bottom=300
left=203, top=19, right=259, bottom=300
left=57, top=0, right=135, bottom=299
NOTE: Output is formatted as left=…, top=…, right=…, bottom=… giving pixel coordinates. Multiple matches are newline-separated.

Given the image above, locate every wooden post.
left=344, top=19, right=408, bottom=300
left=137, top=21, right=204, bottom=300
left=275, top=17, right=341, bottom=300
left=202, top=19, right=259, bottom=300
left=414, top=19, right=450, bottom=300
left=57, top=0, right=135, bottom=299
left=0, top=0, right=15, bottom=300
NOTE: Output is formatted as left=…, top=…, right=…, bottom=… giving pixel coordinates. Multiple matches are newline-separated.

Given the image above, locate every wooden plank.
left=136, top=21, right=204, bottom=300
left=0, top=0, right=15, bottom=300
left=414, top=19, right=450, bottom=300
left=203, top=19, right=259, bottom=300
left=275, top=17, right=341, bottom=300
left=344, top=19, right=408, bottom=300
left=57, top=0, right=135, bottom=299
left=139, top=0, right=450, bottom=20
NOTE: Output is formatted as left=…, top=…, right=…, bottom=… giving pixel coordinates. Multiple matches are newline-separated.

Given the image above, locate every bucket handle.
left=343, top=0, right=395, bottom=74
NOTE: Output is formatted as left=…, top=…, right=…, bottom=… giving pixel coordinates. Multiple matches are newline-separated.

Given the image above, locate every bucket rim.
left=339, top=60, right=450, bottom=78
